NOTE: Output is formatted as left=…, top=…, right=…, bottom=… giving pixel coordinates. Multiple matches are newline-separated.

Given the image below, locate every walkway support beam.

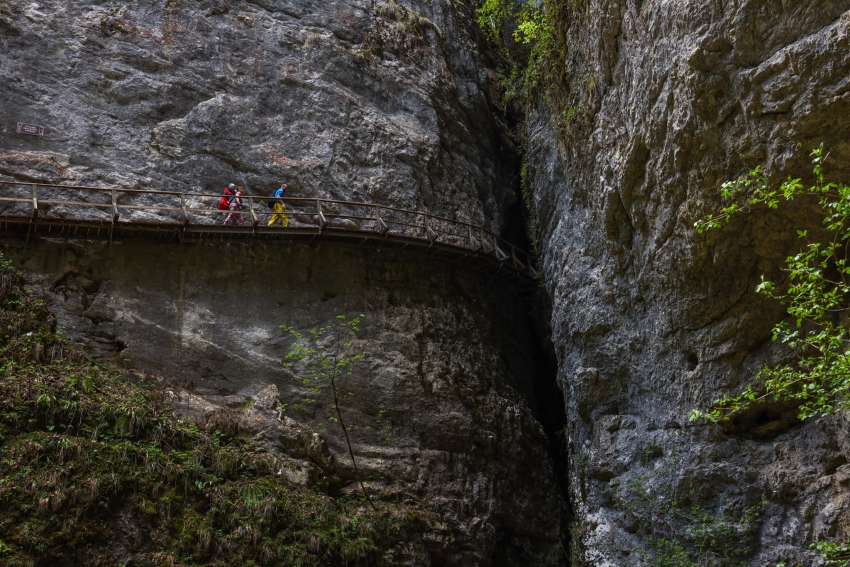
left=0, top=181, right=540, bottom=281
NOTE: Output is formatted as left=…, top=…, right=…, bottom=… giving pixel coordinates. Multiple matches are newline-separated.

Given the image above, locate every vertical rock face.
left=526, top=1, right=850, bottom=564
left=0, top=1, right=567, bottom=565
left=2, top=238, right=565, bottom=565
left=0, top=0, right=514, bottom=227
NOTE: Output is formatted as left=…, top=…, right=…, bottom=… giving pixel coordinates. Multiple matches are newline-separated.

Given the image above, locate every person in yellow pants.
left=268, top=184, right=289, bottom=227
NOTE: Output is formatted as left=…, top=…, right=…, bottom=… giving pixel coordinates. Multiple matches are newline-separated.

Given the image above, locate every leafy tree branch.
left=690, top=145, right=850, bottom=422
left=281, top=315, right=376, bottom=509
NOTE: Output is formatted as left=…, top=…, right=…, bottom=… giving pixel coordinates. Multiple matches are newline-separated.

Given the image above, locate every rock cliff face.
left=525, top=1, right=850, bottom=564
left=0, top=0, right=514, bottom=227
left=0, top=1, right=567, bottom=565
left=2, top=237, right=565, bottom=565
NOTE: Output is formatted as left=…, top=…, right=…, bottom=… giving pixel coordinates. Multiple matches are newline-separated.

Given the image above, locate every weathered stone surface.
left=2, top=237, right=565, bottom=565
left=0, top=0, right=515, bottom=229
left=525, top=1, right=850, bottom=564
left=0, top=1, right=567, bottom=564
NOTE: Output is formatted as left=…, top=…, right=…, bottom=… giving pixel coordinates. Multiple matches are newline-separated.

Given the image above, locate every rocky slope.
left=0, top=0, right=567, bottom=565
left=525, top=1, right=850, bottom=565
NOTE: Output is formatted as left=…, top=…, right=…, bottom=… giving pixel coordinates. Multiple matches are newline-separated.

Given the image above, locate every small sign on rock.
left=16, top=123, right=44, bottom=136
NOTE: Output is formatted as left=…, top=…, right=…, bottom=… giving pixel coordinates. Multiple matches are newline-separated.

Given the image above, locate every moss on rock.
left=0, top=254, right=438, bottom=566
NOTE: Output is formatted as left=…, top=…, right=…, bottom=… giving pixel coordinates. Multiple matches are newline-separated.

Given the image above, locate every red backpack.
left=218, top=187, right=234, bottom=210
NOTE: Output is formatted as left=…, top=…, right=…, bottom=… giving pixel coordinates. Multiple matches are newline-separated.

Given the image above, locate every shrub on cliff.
left=0, top=254, right=434, bottom=566
left=692, top=146, right=850, bottom=566
left=691, top=145, right=850, bottom=422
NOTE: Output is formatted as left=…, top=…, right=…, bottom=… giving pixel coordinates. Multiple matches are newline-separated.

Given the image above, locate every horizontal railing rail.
left=0, top=181, right=539, bottom=279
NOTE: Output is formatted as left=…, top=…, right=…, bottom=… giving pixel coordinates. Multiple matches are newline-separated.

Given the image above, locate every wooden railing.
left=0, top=181, right=539, bottom=280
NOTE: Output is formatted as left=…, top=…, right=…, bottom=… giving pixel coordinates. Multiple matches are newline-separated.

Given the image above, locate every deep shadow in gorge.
left=500, top=193, right=573, bottom=565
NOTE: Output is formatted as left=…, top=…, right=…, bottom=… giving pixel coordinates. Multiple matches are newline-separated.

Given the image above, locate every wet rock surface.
left=525, top=1, right=850, bottom=564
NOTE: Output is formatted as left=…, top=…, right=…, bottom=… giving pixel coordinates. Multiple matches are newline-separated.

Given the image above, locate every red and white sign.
left=16, top=123, right=44, bottom=136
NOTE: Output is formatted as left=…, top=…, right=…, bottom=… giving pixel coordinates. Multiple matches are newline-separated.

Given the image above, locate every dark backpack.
left=267, top=189, right=284, bottom=210
left=219, top=187, right=234, bottom=210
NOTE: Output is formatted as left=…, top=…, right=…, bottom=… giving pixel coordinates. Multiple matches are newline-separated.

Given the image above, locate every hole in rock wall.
left=724, top=399, right=802, bottom=440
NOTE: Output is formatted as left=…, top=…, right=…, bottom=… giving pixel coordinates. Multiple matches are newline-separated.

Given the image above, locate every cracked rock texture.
left=0, top=0, right=515, bottom=229
left=0, top=0, right=566, bottom=565
left=1, top=237, right=565, bottom=566
left=525, top=1, right=850, bottom=565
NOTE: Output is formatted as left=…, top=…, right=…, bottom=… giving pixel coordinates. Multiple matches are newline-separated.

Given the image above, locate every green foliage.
left=472, top=0, right=594, bottom=135
left=468, top=0, right=594, bottom=249
left=691, top=146, right=850, bottom=423
left=812, top=540, right=850, bottom=566
left=281, top=315, right=378, bottom=507
left=0, top=254, right=436, bottom=565
left=614, top=458, right=763, bottom=566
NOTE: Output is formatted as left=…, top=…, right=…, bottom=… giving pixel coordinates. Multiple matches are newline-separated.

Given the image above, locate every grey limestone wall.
left=1, top=235, right=566, bottom=566
left=525, top=1, right=850, bottom=564
left=0, top=0, right=515, bottom=229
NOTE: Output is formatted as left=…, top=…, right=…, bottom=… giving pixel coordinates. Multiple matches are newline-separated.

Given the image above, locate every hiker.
left=267, top=183, right=289, bottom=227
left=218, top=183, right=237, bottom=212
left=223, top=186, right=245, bottom=226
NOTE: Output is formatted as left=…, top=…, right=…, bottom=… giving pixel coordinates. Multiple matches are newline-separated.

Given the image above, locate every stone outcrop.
left=525, top=1, right=850, bottom=564
left=0, top=0, right=515, bottom=228
left=0, top=0, right=566, bottom=565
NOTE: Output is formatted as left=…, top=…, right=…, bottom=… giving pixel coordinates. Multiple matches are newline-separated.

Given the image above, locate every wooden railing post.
left=249, top=196, right=258, bottom=228
left=111, top=188, right=120, bottom=223
left=31, top=186, right=38, bottom=221
left=480, top=227, right=493, bottom=254
left=511, top=246, right=525, bottom=269
left=181, top=192, right=188, bottom=225
left=317, top=199, right=326, bottom=229
left=468, top=225, right=480, bottom=251
left=376, top=205, right=388, bottom=234
left=493, top=235, right=507, bottom=261
left=424, top=216, right=437, bottom=241
left=25, top=185, right=38, bottom=247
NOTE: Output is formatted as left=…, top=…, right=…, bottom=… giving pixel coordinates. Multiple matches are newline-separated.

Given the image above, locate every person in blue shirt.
left=268, top=183, right=289, bottom=227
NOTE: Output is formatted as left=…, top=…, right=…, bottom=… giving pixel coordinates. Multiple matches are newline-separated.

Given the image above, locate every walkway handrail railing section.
left=0, top=181, right=538, bottom=279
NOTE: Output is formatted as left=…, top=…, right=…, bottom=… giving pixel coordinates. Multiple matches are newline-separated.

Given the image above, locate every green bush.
left=691, top=146, right=850, bottom=422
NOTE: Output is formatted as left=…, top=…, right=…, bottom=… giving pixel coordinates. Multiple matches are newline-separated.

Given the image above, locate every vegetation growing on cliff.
left=691, top=146, right=850, bottom=423
left=463, top=0, right=596, bottom=254
left=470, top=0, right=595, bottom=137
left=0, top=254, right=434, bottom=566
left=281, top=316, right=377, bottom=508
left=691, top=145, right=850, bottom=566
left=614, top=457, right=763, bottom=567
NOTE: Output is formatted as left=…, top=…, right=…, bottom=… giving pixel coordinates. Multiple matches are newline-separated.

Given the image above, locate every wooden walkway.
left=0, top=182, right=539, bottom=282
